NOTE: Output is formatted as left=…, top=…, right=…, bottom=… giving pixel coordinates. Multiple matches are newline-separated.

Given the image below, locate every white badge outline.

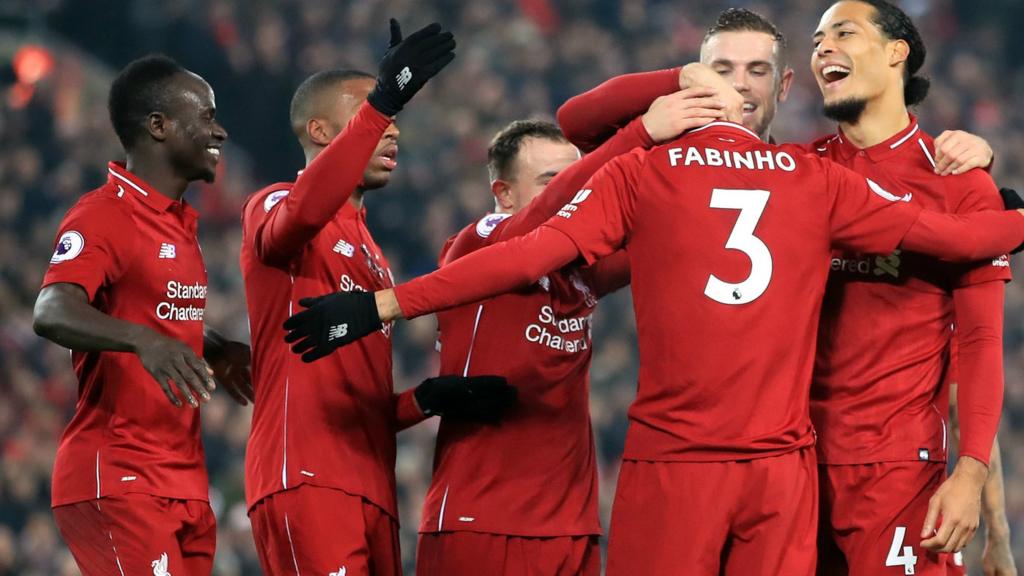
left=50, top=231, right=85, bottom=264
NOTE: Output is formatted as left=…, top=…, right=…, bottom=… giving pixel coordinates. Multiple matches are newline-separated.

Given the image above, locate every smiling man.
left=32, top=54, right=247, bottom=576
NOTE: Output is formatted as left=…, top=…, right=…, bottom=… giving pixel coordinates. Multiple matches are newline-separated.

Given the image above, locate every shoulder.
left=242, top=182, right=295, bottom=219
left=62, top=185, right=137, bottom=227
left=808, top=133, right=840, bottom=155
left=442, top=219, right=497, bottom=264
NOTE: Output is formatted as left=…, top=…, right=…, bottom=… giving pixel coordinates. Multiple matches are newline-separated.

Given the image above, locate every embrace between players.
left=33, top=1, right=1021, bottom=575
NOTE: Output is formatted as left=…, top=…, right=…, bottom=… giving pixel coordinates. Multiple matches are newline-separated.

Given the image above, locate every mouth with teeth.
left=205, top=145, right=222, bottom=161
left=377, top=145, right=398, bottom=171
left=821, top=64, right=852, bottom=87
left=742, top=102, right=757, bottom=116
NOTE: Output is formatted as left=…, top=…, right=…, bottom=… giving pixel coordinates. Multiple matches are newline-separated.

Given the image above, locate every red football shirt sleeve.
left=394, top=389, right=426, bottom=431
left=394, top=227, right=581, bottom=319
left=41, top=196, right=139, bottom=301
left=824, top=160, right=1024, bottom=261
left=541, top=148, right=643, bottom=265
left=557, top=68, right=680, bottom=152
left=497, top=117, right=654, bottom=241
left=951, top=280, right=1004, bottom=466
left=251, top=102, right=393, bottom=267
left=584, top=250, right=631, bottom=299
left=945, top=169, right=1013, bottom=287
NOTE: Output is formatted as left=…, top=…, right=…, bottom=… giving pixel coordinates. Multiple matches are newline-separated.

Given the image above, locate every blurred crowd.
left=2, top=0, right=1024, bottom=573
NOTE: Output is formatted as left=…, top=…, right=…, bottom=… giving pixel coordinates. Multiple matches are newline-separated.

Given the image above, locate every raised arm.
left=557, top=68, right=681, bottom=152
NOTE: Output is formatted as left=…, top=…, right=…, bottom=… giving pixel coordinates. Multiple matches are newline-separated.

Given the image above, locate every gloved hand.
left=283, top=292, right=382, bottom=362
left=999, top=187, right=1024, bottom=254
left=415, top=375, right=518, bottom=423
left=366, top=18, right=456, bottom=116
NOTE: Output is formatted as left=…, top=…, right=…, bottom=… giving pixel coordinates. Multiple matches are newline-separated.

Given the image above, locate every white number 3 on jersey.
left=886, top=526, right=918, bottom=574
left=704, top=189, right=772, bottom=305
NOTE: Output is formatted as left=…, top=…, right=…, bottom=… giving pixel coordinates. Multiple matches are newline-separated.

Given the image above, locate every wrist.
left=985, top=518, right=1011, bottom=540
left=953, top=455, right=989, bottom=486
left=375, top=288, right=402, bottom=322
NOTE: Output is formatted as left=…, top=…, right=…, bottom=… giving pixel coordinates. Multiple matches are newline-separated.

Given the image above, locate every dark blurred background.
left=1, top=0, right=1023, bottom=574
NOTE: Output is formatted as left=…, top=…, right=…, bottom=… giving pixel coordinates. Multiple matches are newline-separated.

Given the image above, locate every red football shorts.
left=416, top=531, right=600, bottom=576
left=817, top=460, right=959, bottom=575
left=53, top=493, right=216, bottom=576
left=249, top=484, right=401, bottom=576
left=606, top=448, right=818, bottom=576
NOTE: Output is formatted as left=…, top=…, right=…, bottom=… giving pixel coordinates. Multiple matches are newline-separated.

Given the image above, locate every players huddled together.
left=31, top=1, right=1022, bottom=575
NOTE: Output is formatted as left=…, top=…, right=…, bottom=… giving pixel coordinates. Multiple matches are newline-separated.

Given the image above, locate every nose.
left=213, top=122, right=228, bottom=141
left=815, top=37, right=835, bottom=59
left=732, top=69, right=751, bottom=94
left=383, top=121, right=399, bottom=140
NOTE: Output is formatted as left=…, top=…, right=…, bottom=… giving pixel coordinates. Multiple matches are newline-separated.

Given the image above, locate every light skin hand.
left=933, top=130, right=994, bottom=176
left=921, top=455, right=988, bottom=553
left=641, top=88, right=726, bottom=143
left=982, top=530, right=1016, bottom=576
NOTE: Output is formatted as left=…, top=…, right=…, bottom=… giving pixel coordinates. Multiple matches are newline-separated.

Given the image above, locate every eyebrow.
left=813, top=19, right=855, bottom=39
left=536, top=170, right=560, bottom=181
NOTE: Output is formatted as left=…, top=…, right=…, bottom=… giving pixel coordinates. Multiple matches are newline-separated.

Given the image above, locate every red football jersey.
left=418, top=118, right=647, bottom=537
left=542, top=122, right=928, bottom=461
left=809, top=118, right=1011, bottom=465
left=240, top=102, right=406, bottom=518
left=41, top=162, right=209, bottom=506
left=420, top=217, right=601, bottom=537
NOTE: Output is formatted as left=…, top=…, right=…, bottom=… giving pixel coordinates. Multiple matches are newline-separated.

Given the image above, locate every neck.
left=125, top=153, right=190, bottom=201
left=837, top=89, right=910, bottom=149
left=349, top=189, right=364, bottom=211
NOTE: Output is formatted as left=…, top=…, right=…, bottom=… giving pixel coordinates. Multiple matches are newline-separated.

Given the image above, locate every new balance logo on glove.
left=396, top=66, right=412, bottom=90
left=328, top=324, right=349, bottom=341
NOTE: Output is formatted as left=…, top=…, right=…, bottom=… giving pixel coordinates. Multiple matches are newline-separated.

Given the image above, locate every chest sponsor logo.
left=50, top=230, right=85, bottom=264
left=831, top=249, right=901, bottom=279
left=556, top=189, right=591, bottom=219
left=151, top=552, right=171, bottom=576
left=156, top=280, right=207, bottom=321
left=333, top=239, right=355, bottom=257
left=475, top=213, right=511, bottom=238
left=525, top=305, right=592, bottom=353
left=158, top=243, right=176, bottom=259
left=263, top=189, right=290, bottom=212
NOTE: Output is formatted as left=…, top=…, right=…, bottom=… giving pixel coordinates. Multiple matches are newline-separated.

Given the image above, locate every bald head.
left=289, top=69, right=375, bottom=142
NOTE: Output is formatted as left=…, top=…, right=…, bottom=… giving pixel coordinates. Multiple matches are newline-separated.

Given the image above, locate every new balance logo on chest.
left=333, top=239, right=355, bottom=257
left=158, top=243, right=176, bottom=259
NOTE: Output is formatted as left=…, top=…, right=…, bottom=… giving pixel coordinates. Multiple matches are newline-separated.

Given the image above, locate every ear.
left=777, top=67, right=795, bottom=103
left=146, top=112, right=169, bottom=142
left=306, top=117, right=334, bottom=147
left=888, top=39, right=910, bottom=69
left=491, top=179, right=514, bottom=211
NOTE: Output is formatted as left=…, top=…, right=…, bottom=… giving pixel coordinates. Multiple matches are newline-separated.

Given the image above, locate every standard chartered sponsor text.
left=156, top=280, right=207, bottom=321
left=525, top=305, right=592, bottom=353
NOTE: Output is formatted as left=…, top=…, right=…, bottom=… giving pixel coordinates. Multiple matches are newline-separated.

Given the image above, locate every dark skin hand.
left=203, top=327, right=253, bottom=405
left=33, top=283, right=215, bottom=408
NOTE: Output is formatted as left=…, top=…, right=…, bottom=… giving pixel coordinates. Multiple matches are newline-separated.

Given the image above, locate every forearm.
left=901, top=209, right=1024, bottom=262
left=394, top=389, right=427, bottom=431
left=952, top=280, right=1005, bottom=466
left=505, top=118, right=653, bottom=237
left=981, top=437, right=1010, bottom=533
left=33, top=283, right=149, bottom=353
left=391, top=227, right=580, bottom=320
left=258, top=102, right=392, bottom=261
left=557, top=68, right=680, bottom=152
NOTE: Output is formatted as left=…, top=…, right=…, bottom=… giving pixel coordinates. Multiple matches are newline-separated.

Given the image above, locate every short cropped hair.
left=703, top=8, right=788, bottom=70
left=107, top=54, right=187, bottom=149
left=289, top=69, right=375, bottom=138
left=487, top=120, right=567, bottom=182
left=857, top=0, right=930, bottom=106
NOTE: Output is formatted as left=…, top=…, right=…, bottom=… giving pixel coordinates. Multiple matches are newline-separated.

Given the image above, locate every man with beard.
left=33, top=54, right=251, bottom=576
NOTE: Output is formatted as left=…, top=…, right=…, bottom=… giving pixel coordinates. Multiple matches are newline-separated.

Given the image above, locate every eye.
left=838, top=30, right=854, bottom=38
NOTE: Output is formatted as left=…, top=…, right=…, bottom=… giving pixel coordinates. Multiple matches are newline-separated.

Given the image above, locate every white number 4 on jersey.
left=886, top=526, right=918, bottom=574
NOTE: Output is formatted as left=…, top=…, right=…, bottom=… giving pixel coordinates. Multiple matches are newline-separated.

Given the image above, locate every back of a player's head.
left=487, top=120, right=567, bottom=183
left=290, top=69, right=375, bottom=139
left=108, top=54, right=188, bottom=149
left=856, top=0, right=929, bottom=106
left=702, top=8, right=788, bottom=71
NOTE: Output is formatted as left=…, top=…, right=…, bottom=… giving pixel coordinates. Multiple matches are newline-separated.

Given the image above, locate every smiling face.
left=701, top=30, right=793, bottom=139
left=164, top=72, right=227, bottom=183
left=811, top=1, right=910, bottom=122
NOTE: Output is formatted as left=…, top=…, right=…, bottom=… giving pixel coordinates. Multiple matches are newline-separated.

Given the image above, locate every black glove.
left=414, top=375, right=518, bottom=423
left=283, top=292, right=382, bottom=362
left=1000, top=188, right=1024, bottom=254
left=366, top=19, right=456, bottom=116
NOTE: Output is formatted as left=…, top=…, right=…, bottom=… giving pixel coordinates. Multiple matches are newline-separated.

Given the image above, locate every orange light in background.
left=8, top=44, right=55, bottom=109
left=14, top=45, right=55, bottom=85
